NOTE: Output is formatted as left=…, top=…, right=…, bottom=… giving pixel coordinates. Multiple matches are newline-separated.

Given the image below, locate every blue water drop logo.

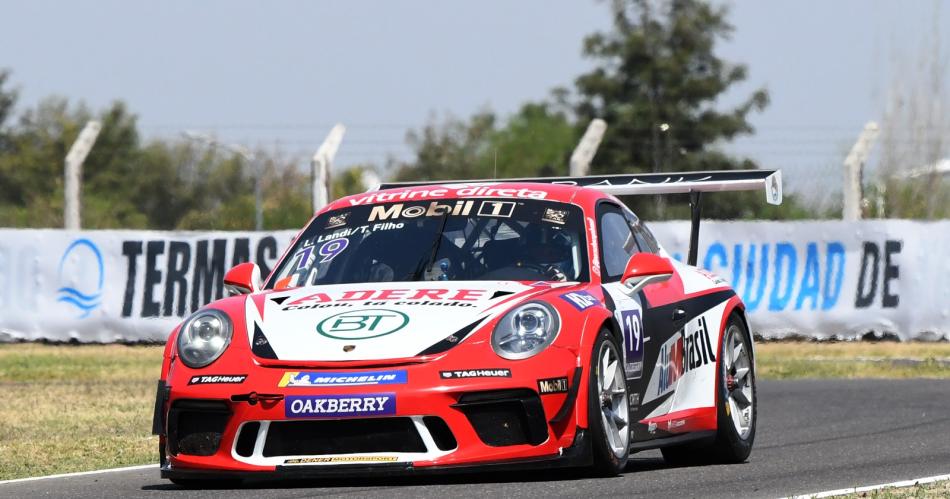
left=57, top=239, right=104, bottom=319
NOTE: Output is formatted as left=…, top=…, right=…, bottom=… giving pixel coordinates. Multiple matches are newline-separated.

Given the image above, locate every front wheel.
left=588, top=329, right=630, bottom=476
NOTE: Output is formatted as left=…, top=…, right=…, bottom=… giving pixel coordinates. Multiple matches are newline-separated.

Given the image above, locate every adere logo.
left=57, top=239, right=104, bottom=319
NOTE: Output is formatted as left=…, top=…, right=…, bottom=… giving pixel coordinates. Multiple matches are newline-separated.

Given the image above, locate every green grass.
left=837, top=478, right=950, bottom=498
left=755, top=342, right=950, bottom=379
left=0, top=341, right=947, bottom=481
left=0, top=344, right=163, bottom=481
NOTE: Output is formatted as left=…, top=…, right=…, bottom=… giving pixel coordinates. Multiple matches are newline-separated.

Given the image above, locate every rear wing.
left=377, top=169, right=783, bottom=206
left=375, top=169, right=783, bottom=267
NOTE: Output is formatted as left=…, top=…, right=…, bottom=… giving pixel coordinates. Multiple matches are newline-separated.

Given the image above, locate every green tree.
left=332, top=165, right=373, bottom=200
left=393, top=110, right=497, bottom=181
left=0, top=96, right=87, bottom=226
left=393, top=102, right=576, bottom=182
left=574, top=0, right=781, bottom=219
left=263, top=157, right=314, bottom=229
left=0, top=70, right=318, bottom=230
left=81, top=101, right=149, bottom=228
left=392, top=2, right=809, bottom=220
left=484, top=102, right=577, bottom=178
left=0, top=70, right=16, bottom=133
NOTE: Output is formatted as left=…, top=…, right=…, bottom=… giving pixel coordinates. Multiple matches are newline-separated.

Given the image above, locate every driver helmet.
left=522, top=225, right=574, bottom=279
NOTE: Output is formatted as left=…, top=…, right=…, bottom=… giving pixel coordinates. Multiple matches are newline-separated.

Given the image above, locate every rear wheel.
left=661, top=315, right=756, bottom=465
left=588, top=329, right=630, bottom=476
left=713, top=316, right=757, bottom=462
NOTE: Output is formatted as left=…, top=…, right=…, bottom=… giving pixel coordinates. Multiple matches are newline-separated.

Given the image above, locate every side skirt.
left=629, top=430, right=716, bottom=453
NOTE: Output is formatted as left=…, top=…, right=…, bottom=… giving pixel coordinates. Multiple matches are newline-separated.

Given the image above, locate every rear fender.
left=713, top=295, right=749, bottom=417
left=728, top=299, right=755, bottom=371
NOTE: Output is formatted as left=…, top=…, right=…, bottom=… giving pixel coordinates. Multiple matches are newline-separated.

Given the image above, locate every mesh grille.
left=168, top=400, right=231, bottom=456
left=455, top=389, right=548, bottom=447
left=262, top=418, right=427, bottom=457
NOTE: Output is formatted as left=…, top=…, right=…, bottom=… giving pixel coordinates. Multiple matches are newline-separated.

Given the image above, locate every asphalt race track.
left=5, top=379, right=949, bottom=499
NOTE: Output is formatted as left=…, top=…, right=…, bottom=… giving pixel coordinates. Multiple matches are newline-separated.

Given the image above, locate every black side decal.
left=628, top=289, right=735, bottom=442
left=642, top=290, right=735, bottom=336
left=270, top=296, right=289, bottom=305
left=637, top=289, right=650, bottom=309
left=251, top=323, right=278, bottom=359
left=490, top=291, right=514, bottom=300
left=416, top=317, right=486, bottom=356
left=600, top=286, right=616, bottom=312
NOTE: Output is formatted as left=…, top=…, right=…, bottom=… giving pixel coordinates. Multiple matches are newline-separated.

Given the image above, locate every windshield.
left=266, top=198, right=589, bottom=288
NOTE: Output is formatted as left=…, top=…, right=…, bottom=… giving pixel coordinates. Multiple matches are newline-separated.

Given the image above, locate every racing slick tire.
left=661, top=314, right=756, bottom=465
left=588, top=328, right=631, bottom=476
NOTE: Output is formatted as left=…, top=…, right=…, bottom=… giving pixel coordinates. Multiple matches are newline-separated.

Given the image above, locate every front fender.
left=571, top=305, right=617, bottom=430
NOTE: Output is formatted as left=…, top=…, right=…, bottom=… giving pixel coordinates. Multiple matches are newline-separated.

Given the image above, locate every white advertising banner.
left=649, top=220, right=950, bottom=340
left=0, top=221, right=947, bottom=342
left=0, top=230, right=295, bottom=342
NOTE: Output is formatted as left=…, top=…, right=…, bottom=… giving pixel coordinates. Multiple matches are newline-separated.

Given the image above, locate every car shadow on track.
left=140, top=457, right=688, bottom=491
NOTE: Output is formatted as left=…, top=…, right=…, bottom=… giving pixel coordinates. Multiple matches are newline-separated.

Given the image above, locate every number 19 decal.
left=619, top=309, right=643, bottom=379
left=318, top=238, right=349, bottom=262
left=292, top=238, right=349, bottom=270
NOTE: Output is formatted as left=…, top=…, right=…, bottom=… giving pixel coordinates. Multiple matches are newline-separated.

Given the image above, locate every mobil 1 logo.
left=537, top=376, right=569, bottom=395
left=477, top=200, right=515, bottom=218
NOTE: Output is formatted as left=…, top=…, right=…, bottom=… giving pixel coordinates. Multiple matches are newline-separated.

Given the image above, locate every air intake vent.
left=423, top=416, right=457, bottom=451
left=235, top=422, right=260, bottom=457
left=453, top=389, right=548, bottom=446
left=167, top=400, right=231, bottom=456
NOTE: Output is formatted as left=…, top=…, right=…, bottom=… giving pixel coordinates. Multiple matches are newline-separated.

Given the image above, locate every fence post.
left=569, top=119, right=607, bottom=177
left=64, top=121, right=102, bottom=230
left=842, top=121, right=879, bottom=221
left=311, top=124, right=346, bottom=213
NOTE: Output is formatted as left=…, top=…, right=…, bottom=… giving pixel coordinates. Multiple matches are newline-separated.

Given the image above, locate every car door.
left=601, top=202, right=716, bottom=443
left=617, top=206, right=731, bottom=442
left=595, top=203, right=651, bottom=425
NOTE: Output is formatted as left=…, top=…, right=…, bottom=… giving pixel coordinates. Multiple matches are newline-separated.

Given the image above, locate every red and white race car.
left=153, top=169, right=782, bottom=484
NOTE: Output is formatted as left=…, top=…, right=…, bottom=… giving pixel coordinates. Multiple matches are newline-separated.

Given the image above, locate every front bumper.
left=161, top=429, right=590, bottom=481
left=155, top=344, right=588, bottom=476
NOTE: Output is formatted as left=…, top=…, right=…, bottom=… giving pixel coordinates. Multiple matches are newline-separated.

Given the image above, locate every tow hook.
left=231, top=392, right=284, bottom=406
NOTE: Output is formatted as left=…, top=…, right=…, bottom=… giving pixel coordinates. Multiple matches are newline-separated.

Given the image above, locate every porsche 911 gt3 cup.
left=153, top=169, right=782, bottom=484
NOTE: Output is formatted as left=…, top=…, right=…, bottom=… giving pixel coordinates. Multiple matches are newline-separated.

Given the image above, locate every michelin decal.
left=279, top=370, right=407, bottom=387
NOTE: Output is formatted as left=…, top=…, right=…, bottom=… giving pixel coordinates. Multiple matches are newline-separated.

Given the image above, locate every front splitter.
left=162, top=429, right=590, bottom=482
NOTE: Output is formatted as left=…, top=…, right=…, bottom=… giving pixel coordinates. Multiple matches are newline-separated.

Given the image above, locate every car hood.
left=244, top=281, right=558, bottom=362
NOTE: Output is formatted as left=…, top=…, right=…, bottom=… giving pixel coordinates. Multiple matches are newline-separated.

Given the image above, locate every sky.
left=1, top=0, right=947, bottom=197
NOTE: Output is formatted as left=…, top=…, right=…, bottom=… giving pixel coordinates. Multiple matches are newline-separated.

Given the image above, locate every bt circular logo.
left=316, top=309, right=409, bottom=340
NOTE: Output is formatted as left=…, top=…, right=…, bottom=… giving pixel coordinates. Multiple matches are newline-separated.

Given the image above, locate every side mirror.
left=224, top=262, right=262, bottom=295
left=620, top=253, right=674, bottom=296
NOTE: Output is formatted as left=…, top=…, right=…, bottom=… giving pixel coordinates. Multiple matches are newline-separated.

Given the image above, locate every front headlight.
left=176, top=309, right=233, bottom=368
left=491, top=301, right=560, bottom=360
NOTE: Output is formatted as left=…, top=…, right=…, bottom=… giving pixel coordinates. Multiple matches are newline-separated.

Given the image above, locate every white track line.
left=0, top=464, right=156, bottom=485
left=787, top=472, right=950, bottom=498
